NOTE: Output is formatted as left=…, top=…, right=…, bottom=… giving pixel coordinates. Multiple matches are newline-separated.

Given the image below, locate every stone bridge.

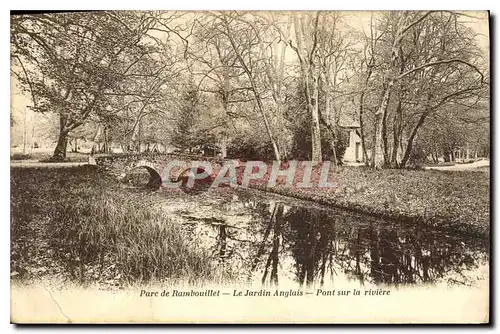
left=94, top=153, right=229, bottom=189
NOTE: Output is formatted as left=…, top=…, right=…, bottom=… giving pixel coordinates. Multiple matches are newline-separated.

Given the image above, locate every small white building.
left=338, top=114, right=364, bottom=163
left=343, top=129, right=363, bottom=163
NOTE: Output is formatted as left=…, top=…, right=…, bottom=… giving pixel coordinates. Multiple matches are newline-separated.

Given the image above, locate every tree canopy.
left=11, top=11, right=489, bottom=166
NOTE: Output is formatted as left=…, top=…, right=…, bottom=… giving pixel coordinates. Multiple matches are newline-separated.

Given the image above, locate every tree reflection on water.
left=200, top=197, right=488, bottom=288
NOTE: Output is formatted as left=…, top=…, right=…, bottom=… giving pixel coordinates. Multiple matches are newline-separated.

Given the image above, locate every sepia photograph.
left=9, top=9, right=490, bottom=324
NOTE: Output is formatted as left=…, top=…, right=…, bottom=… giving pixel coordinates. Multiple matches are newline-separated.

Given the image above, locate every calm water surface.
left=123, top=173, right=489, bottom=289
left=152, top=187, right=489, bottom=289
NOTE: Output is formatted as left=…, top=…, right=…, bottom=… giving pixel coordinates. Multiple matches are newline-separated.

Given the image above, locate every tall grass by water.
left=11, top=166, right=216, bottom=286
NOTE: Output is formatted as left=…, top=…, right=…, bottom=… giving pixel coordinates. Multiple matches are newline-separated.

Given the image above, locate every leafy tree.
left=356, top=11, right=488, bottom=168
left=11, top=11, right=158, bottom=160
left=171, top=85, right=202, bottom=153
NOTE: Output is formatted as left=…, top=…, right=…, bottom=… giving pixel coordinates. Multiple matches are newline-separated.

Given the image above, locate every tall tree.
left=188, top=14, right=251, bottom=158
left=361, top=11, right=487, bottom=168
left=171, top=84, right=201, bottom=152
left=11, top=11, right=160, bottom=160
left=289, top=12, right=323, bottom=162
left=215, top=11, right=283, bottom=163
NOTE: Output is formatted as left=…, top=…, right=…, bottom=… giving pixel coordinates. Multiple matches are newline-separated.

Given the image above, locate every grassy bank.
left=248, top=166, right=490, bottom=235
left=10, top=151, right=89, bottom=162
left=10, top=166, right=217, bottom=287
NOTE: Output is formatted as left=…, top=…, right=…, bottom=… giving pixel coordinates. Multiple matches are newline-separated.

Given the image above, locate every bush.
left=407, top=143, right=429, bottom=168
left=227, top=136, right=276, bottom=161
left=11, top=153, right=34, bottom=160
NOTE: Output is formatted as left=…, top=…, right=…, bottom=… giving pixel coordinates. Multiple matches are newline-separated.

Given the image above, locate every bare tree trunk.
left=30, top=117, right=35, bottom=154
left=371, top=14, right=427, bottom=168
left=104, top=125, right=112, bottom=154
left=311, top=68, right=322, bottom=162
left=22, top=109, right=27, bottom=155
left=220, top=134, right=227, bottom=158
left=382, top=105, right=390, bottom=166
left=400, top=112, right=429, bottom=167
left=223, top=17, right=281, bottom=163
left=290, top=13, right=322, bottom=163
left=130, top=116, right=142, bottom=152
left=390, top=100, right=403, bottom=168
left=52, top=114, right=68, bottom=161
left=251, top=16, right=291, bottom=161
left=443, top=148, right=451, bottom=162
left=359, top=15, right=378, bottom=166
left=53, top=132, right=68, bottom=161
left=319, top=110, right=339, bottom=166
left=221, top=92, right=229, bottom=158
left=432, top=150, right=438, bottom=164
left=324, top=90, right=338, bottom=164
left=131, top=127, right=139, bottom=152
left=359, top=93, right=369, bottom=165
left=371, top=15, right=404, bottom=168
left=372, top=83, right=393, bottom=168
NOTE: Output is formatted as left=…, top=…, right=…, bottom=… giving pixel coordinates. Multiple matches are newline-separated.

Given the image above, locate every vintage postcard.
left=10, top=10, right=490, bottom=323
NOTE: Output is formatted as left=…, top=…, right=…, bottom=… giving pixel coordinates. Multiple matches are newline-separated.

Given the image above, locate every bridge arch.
left=94, top=154, right=228, bottom=190
left=140, top=165, right=163, bottom=189
left=124, top=164, right=162, bottom=190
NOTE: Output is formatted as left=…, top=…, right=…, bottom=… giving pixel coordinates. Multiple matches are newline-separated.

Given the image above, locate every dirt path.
left=424, top=160, right=490, bottom=171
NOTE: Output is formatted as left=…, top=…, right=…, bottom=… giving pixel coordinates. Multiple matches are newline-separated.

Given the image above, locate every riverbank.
left=250, top=166, right=490, bottom=236
left=10, top=166, right=224, bottom=287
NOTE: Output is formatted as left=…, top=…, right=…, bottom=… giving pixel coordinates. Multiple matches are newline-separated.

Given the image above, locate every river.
left=123, top=172, right=489, bottom=290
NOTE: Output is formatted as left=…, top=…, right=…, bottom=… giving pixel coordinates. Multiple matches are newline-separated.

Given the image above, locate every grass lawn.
left=263, top=166, right=490, bottom=236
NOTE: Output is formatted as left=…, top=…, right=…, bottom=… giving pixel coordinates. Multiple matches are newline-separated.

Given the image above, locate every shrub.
left=11, top=153, right=34, bottom=160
